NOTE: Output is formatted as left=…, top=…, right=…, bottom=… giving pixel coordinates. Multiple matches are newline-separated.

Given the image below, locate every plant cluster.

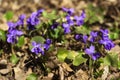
left=0, top=7, right=119, bottom=79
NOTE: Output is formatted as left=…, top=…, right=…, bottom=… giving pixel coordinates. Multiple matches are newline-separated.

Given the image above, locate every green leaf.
left=109, top=32, right=119, bottom=40
left=75, top=26, right=90, bottom=34
left=67, top=51, right=78, bottom=60
left=118, top=60, right=120, bottom=69
left=31, top=36, right=45, bottom=44
left=26, top=73, right=37, bottom=80
left=57, top=48, right=69, bottom=62
left=0, top=29, right=6, bottom=42
left=50, top=28, right=60, bottom=39
left=16, top=36, right=24, bottom=47
left=10, top=54, right=19, bottom=64
left=4, top=11, right=14, bottom=21
left=103, top=53, right=118, bottom=67
left=42, top=10, right=58, bottom=20
left=73, top=52, right=87, bottom=66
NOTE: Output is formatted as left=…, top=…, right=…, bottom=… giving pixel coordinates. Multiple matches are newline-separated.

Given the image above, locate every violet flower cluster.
left=27, top=9, right=44, bottom=30
left=75, top=29, right=115, bottom=60
left=31, top=39, right=52, bottom=55
left=50, top=8, right=85, bottom=34
left=6, top=8, right=115, bottom=60
left=7, top=14, right=25, bottom=44
left=7, top=9, right=44, bottom=44
left=62, top=8, right=86, bottom=34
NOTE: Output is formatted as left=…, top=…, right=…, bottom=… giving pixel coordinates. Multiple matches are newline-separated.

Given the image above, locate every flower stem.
left=11, top=45, right=15, bottom=54
left=89, top=58, right=94, bottom=80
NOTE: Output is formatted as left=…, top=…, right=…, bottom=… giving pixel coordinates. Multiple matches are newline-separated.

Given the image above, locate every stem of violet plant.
left=89, top=58, right=94, bottom=80
left=11, top=45, right=15, bottom=54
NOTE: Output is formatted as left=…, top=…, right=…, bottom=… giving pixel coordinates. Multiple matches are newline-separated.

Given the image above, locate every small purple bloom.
left=17, top=14, right=26, bottom=27
left=37, top=9, right=44, bottom=16
left=7, top=22, right=17, bottom=32
left=75, top=34, right=88, bottom=43
left=51, top=22, right=59, bottom=29
left=44, top=44, right=50, bottom=51
left=99, top=29, right=115, bottom=50
left=62, top=7, right=74, bottom=15
left=31, top=41, right=44, bottom=55
left=85, top=45, right=101, bottom=60
left=27, top=9, right=43, bottom=30
left=74, top=10, right=85, bottom=26
left=75, top=34, right=80, bottom=40
left=90, top=31, right=98, bottom=42
left=66, top=15, right=74, bottom=26
left=7, top=35, right=17, bottom=44
left=100, top=29, right=109, bottom=40
left=46, top=39, right=52, bottom=45
left=100, top=29, right=109, bottom=36
left=44, top=39, right=52, bottom=50
left=10, top=30, right=23, bottom=36
left=99, top=39, right=115, bottom=50
left=62, top=23, right=71, bottom=34
left=83, top=35, right=88, bottom=43
left=7, top=29, right=23, bottom=44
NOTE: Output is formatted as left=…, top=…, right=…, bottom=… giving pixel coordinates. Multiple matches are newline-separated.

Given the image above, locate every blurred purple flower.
left=90, top=31, right=98, bottom=42
left=62, top=7, right=74, bottom=15
left=51, top=22, right=59, bottom=29
left=66, top=15, right=74, bottom=26
left=7, top=35, right=17, bottom=44
left=31, top=41, right=44, bottom=55
left=85, top=45, right=101, bottom=60
left=99, top=39, right=115, bottom=50
left=46, top=39, right=52, bottom=45
left=27, top=9, right=44, bottom=30
left=10, top=30, right=23, bottom=36
left=7, top=22, right=17, bottom=32
left=74, top=10, right=85, bottom=26
left=75, top=34, right=88, bottom=43
left=7, top=30, right=23, bottom=44
left=99, top=29, right=115, bottom=50
left=100, top=29, right=109, bottom=40
left=17, top=14, right=26, bottom=27
left=44, top=39, right=52, bottom=50
left=62, top=23, right=71, bottom=34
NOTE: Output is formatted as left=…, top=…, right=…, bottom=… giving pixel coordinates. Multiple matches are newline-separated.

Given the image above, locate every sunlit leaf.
left=73, top=52, right=87, bottom=66
left=10, top=54, right=19, bottom=64
left=109, top=32, right=119, bottom=40
left=75, top=25, right=90, bottom=34
left=67, top=51, right=78, bottom=60
left=42, top=10, right=58, bottom=20
left=26, top=73, right=37, bottom=80
left=0, top=29, right=6, bottom=42
left=16, top=36, right=24, bottom=47
left=57, top=48, right=69, bottom=62
left=103, top=53, right=118, bottom=67
left=4, top=11, right=14, bottom=21
left=31, top=36, right=45, bottom=44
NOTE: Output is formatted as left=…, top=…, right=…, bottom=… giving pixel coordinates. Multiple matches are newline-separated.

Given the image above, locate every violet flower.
left=51, top=22, right=59, bottom=29
left=7, top=35, right=17, bottom=44
left=74, top=10, right=86, bottom=26
left=27, top=9, right=44, bottom=30
left=90, top=31, right=98, bottom=42
left=85, top=45, right=101, bottom=60
left=66, top=15, right=74, bottom=26
left=62, top=23, right=71, bottom=34
left=99, top=39, right=115, bottom=50
left=75, top=34, right=88, bottom=43
left=62, top=7, right=74, bottom=15
left=17, top=14, right=26, bottom=27
left=99, top=29, right=115, bottom=50
left=31, top=41, right=44, bottom=55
